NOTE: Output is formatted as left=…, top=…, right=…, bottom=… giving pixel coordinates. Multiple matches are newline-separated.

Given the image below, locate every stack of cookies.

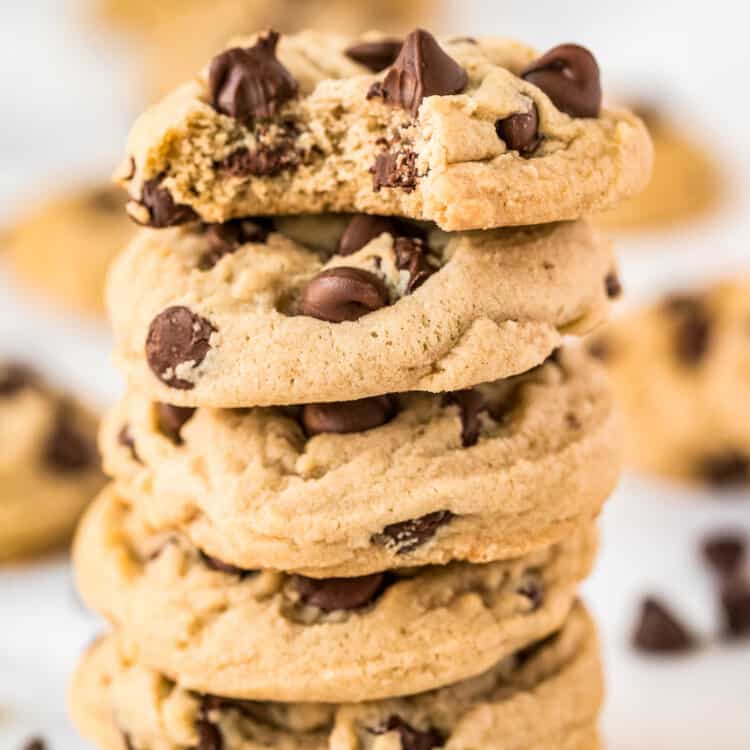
left=70, top=29, right=652, bottom=750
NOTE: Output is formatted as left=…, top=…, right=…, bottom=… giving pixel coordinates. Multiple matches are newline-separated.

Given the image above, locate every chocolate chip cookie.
left=70, top=603, right=602, bottom=750
left=100, top=348, right=620, bottom=577
left=0, top=362, right=105, bottom=560
left=118, top=30, right=652, bottom=231
left=107, top=217, right=616, bottom=407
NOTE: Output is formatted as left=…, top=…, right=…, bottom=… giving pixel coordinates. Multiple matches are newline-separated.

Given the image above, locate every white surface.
left=1, top=1, right=749, bottom=748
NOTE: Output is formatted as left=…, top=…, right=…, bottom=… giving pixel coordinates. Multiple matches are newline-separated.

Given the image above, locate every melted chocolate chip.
left=377, top=716, right=445, bottom=750
left=200, top=550, right=257, bottom=579
left=444, top=390, right=487, bottom=447
left=43, top=407, right=96, bottom=473
left=698, top=451, right=750, bottom=488
left=139, top=175, right=198, bottom=228
left=702, top=533, right=746, bottom=578
left=368, top=29, right=467, bottom=116
left=372, top=148, right=419, bottom=192
left=292, top=573, right=386, bottom=611
left=194, top=718, right=223, bottom=750
left=339, top=215, right=408, bottom=255
left=495, top=105, right=540, bottom=156
left=372, top=511, right=455, bottom=554
left=605, top=272, right=623, bottom=299
left=522, top=44, right=602, bottom=118
left=302, top=396, right=397, bottom=436
left=345, top=39, right=403, bottom=72
left=156, top=403, right=196, bottom=444
left=298, top=267, right=389, bottom=322
left=0, top=363, right=35, bottom=397
left=198, top=219, right=273, bottom=270
left=209, top=31, right=298, bottom=122
left=631, top=597, right=696, bottom=654
left=118, top=425, right=141, bottom=463
left=218, top=139, right=300, bottom=178
left=720, top=579, right=750, bottom=639
left=146, top=307, right=217, bottom=390
left=394, top=236, right=434, bottom=293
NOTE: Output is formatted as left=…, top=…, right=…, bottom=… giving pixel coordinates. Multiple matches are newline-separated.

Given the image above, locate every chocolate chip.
left=292, top=573, right=386, bottom=611
left=345, top=39, right=403, bottom=72
left=195, top=718, right=223, bottom=750
left=702, top=533, right=746, bottom=578
left=368, top=29, right=467, bottom=116
left=394, top=237, right=434, bottom=293
left=118, top=425, right=141, bottom=463
left=121, top=732, right=135, bottom=750
left=372, top=511, right=454, bottom=554
left=298, top=267, right=389, bottom=322
left=302, top=396, right=397, bottom=436
left=495, top=105, right=540, bottom=156
left=339, top=215, right=407, bottom=255
left=587, top=336, right=611, bottom=362
left=43, top=406, right=96, bottom=473
left=87, top=186, right=124, bottom=213
left=631, top=597, right=696, bottom=654
left=0, top=363, right=35, bottom=397
left=521, top=44, right=602, bottom=118
left=139, top=175, right=198, bottom=228
left=199, top=550, right=257, bottom=579
left=518, top=576, right=544, bottom=611
left=209, top=31, right=298, bottom=122
left=198, top=219, right=272, bottom=270
left=146, top=307, right=217, bottom=390
left=156, top=403, right=196, bottom=444
left=720, top=579, right=750, bottom=639
left=376, top=716, right=444, bottom=750
left=444, top=390, right=487, bottom=447
left=698, top=451, right=750, bottom=488
left=218, top=141, right=300, bottom=178
left=21, top=738, right=47, bottom=750
left=372, top=148, right=418, bottom=192
left=605, top=272, right=623, bottom=299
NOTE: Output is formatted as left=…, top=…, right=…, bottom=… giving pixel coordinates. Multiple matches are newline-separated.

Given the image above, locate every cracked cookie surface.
left=118, top=30, right=652, bottom=231
left=100, top=348, right=619, bottom=577
left=70, top=603, right=602, bottom=750
left=107, top=217, right=616, bottom=407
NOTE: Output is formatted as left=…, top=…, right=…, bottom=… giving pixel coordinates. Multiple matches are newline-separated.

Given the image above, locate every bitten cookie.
left=0, top=362, right=104, bottom=560
left=70, top=604, right=602, bottom=750
left=3, top=184, right=133, bottom=318
left=118, top=29, right=652, bottom=231
left=101, top=348, right=620, bottom=577
left=74, top=486, right=597, bottom=702
left=107, top=216, right=617, bottom=407
left=588, top=280, right=750, bottom=487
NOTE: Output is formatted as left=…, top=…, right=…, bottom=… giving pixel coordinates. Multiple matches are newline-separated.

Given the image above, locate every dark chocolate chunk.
left=209, top=31, right=298, bottom=122
left=146, top=307, right=217, bottom=390
left=292, top=573, right=386, bottom=611
left=631, top=597, right=696, bottom=654
left=720, top=579, right=750, bottom=639
left=394, top=237, right=434, bottom=293
left=444, top=389, right=487, bottom=447
left=198, top=219, right=273, bottom=270
left=194, top=718, right=223, bottom=750
left=372, top=148, right=419, bottom=192
left=663, top=294, right=712, bottom=365
left=372, top=511, right=455, bottom=554
left=199, top=550, right=257, bottom=579
left=345, top=39, right=403, bottom=72
left=218, top=139, right=301, bottom=178
left=298, top=267, right=389, bottom=322
left=521, top=44, right=602, bottom=118
left=302, top=396, right=397, bottom=436
left=139, top=175, right=198, bottom=228
left=43, top=406, right=96, bottom=473
left=376, top=716, right=444, bottom=750
left=698, top=451, right=750, bottom=488
left=156, top=403, right=196, bottom=445
left=339, top=215, right=407, bottom=256
left=702, top=533, right=746, bottom=578
left=495, top=105, right=540, bottom=156
left=605, top=272, right=623, bottom=299
left=368, top=29, right=468, bottom=116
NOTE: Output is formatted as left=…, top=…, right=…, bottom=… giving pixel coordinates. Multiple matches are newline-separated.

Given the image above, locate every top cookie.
left=118, top=29, right=653, bottom=231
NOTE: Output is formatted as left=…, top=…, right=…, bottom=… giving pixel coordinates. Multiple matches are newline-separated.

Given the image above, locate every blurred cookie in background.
left=3, top=184, right=133, bottom=319
left=588, top=280, right=750, bottom=489
left=0, top=362, right=105, bottom=562
left=596, top=103, right=724, bottom=232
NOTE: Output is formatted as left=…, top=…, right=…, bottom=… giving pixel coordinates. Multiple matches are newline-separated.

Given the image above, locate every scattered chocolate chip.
left=517, top=576, right=544, bottom=610
left=21, top=738, right=47, bottom=750
left=444, top=390, right=487, bottom=447
left=194, top=718, right=223, bottom=750
left=376, top=716, right=444, bottom=750
left=139, top=174, right=198, bottom=228
left=368, top=29, right=468, bottom=116
left=662, top=294, right=713, bottom=365
left=698, top=451, right=750, bottom=488
left=302, top=396, right=397, bottom=436
left=494, top=105, right=540, bottom=156
left=632, top=597, right=696, bottom=654
left=209, top=31, right=298, bottom=122
left=720, top=579, right=750, bottom=639
left=0, top=363, right=35, bottom=397
left=298, top=267, right=389, bottom=322
left=117, top=425, right=141, bottom=463
left=146, top=307, right=217, bottom=390
left=198, top=219, right=273, bottom=270
left=372, top=148, right=419, bottom=192
left=372, top=511, right=455, bottom=554
left=292, top=573, right=386, bottom=611
left=339, top=215, right=408, bottom=255
left=43, top=406, right=96, bottom=473
left=605, top=272, right=623, bottom=299
left=587, top=336, right=611, bottom=362
left=394, top=237, right=434, bottom=293
left=521, top=44, right=602, bottom=118
left=703, top=533, right=746, bottom=578
left=156, top=403, right=196, bottom=444
left=345, top=39, right=403, bottom=72
left=199, top=550, right=257, bottom=579
left=218, top=137, right=301, bottom=177
left=87, top=186, right=124, bottom=213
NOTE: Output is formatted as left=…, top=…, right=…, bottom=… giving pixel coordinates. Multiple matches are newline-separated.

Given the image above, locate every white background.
left=1, top=1, right=749, bottom=748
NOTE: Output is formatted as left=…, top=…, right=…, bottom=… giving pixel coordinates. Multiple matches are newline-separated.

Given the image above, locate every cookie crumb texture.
left=0, top=362, right=104, bottom=560
left=70, top=604, right=603, bottom=750
left=107, top=217, right=615, bottom=407
left=119, top=30, right=652, bottom=231
left=588, top=280, right=750, bottom=486
left=100, top=348, right=620, bottom=576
